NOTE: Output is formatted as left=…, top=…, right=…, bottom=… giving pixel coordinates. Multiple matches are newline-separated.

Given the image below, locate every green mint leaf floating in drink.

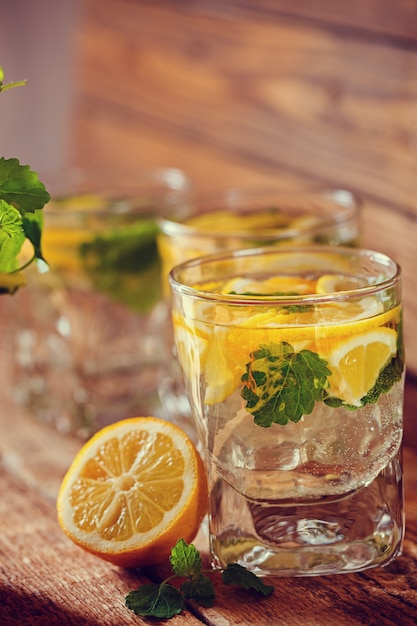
left=125, top=539, right=273, bottom=619
left=222, top=563, right=274, bottom=597
left=80, top=218, right=161, bottom=313
left=241, top=342, right=331, bottom=427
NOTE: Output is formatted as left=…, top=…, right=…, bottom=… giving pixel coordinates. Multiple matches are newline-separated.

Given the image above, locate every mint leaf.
left=0, top=199, right=23, bottom=237
left=125, top=583, right=184, bottom=619
left=0, top=71, right=49, bottom=291
left=170, top=538, right=202, bottom=576
left=222, top=563, right=274, bottom=597
left=241, top=342, right=331, bottom=427
left=0, top=157, right=50, bottom=214
left=22, top=209, right=46, bottom=262
left=125, top=539, right=274, bottom=619
left=0, top=200, right=46, bottom=272
left=80, top=219, right=161, bottom=313
left=181, top=573, right=215, bottom=607
left=0, top=201, right=25, bottom=272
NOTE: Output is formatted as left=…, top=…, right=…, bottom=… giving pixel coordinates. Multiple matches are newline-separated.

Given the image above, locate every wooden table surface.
left=1, top=394, right=417, bottom=626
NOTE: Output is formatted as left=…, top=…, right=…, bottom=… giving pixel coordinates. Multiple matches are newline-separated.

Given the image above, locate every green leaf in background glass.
left=0, top=157, right=50, bottom=214
left=80, top=219, right=161, bottom=313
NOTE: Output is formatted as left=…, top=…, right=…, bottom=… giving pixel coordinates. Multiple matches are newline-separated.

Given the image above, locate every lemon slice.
left=326, top=327, right=398, bottom=406
left=173, top=315, right=209, bottom=380
left=222, top=275, right=317, bottom=295
left=316, top=273, right=368, bottom=294
left=57, top=417, right=208, bottom=567
left=172, top=270, right=401, bottom=406
left=41, top=226, right=93, bottom=272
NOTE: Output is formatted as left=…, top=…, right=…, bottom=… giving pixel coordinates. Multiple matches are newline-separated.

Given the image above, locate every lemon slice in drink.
left=316, top=273, right=369, bottom=294
left=174, top=271, right=400, bottom=406
left=222, top=275, right=317, bottom=295
left=173, top=313, right=209, bottom=380
left=326, top=327, right=398, bottom=406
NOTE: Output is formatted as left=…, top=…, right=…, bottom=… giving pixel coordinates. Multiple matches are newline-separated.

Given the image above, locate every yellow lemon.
left=316, top=273, right=369, bottom=294
left=57, top=417, right=208, bottom=568
left=326, top=327, right=398, bottom=406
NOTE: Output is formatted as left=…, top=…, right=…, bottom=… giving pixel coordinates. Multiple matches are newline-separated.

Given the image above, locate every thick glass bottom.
left=209, top=452, right=404, bottom=576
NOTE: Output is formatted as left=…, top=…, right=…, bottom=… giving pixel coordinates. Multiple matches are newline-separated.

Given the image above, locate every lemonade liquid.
left=171, top=253, right=404, bottom=576
left=158, top=202, right=360, bottom=295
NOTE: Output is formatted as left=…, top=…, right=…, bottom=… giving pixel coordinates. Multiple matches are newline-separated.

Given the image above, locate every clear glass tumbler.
left=169, top=246, right=405, bottom=576
left=158, top=186, right=362, bottom=433
left=5, top=168, right=190, bottom=438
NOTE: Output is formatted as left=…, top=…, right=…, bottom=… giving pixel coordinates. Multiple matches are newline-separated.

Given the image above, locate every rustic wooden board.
left=170, top=0, right=417, bottom=40
left=72, top=1, right=417, bottom=213
left=71, top=1, right=417, bottom=375
left=1, top=398, right=417, bottom=625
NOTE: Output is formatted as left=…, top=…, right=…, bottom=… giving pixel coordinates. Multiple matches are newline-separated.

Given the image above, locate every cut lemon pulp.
left=326, top=327, right=398, bottom=405
left=57, top=417, right=208, bottom=568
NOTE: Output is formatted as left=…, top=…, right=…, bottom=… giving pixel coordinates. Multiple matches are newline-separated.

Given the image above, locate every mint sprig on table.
left=0, top=67, right=50, bottom=294
left=125, top=539, right=273, bottom=619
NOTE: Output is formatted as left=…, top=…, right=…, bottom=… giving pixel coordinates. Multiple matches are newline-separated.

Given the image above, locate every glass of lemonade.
left=4, top=168, right=190, bottom=438
left=157, top=187, right=361, bottom=433
left=169, top=246, right=404, bottom=576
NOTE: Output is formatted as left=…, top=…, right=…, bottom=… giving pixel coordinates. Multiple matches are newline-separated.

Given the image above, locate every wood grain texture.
left=1, top=398, right=417, bottom=625
left=72, top=1, right=417, bottom=211
left=70, top=0, right=417, bottom=374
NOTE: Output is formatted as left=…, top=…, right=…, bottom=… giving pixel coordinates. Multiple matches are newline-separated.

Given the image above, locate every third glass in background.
left=6, top=168, right=190, bottom=438
left=157, top=186, right=362, bottom=430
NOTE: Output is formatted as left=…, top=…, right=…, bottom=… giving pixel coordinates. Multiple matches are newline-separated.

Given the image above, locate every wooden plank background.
left=70, top=1, right=417, bottom=386
left=57, top=0, right=417, bottom=451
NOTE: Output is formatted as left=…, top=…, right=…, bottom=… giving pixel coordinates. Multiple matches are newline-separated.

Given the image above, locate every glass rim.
left=159, top=186, right=362, bottom=241
left=42, top=167, right=191, bottom=218
left=169, top=245, right=401, bottom=307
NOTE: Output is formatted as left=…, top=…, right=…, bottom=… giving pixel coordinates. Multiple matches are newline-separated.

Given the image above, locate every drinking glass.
left=157, top=187, right=362, bottom=432
left=169, top=246, right=405, bottom=576
left=5, top=168, right=190, bottom=438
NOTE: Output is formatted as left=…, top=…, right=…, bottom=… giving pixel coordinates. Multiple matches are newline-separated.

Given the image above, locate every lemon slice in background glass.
left=42, top=194, right=162, bottom=313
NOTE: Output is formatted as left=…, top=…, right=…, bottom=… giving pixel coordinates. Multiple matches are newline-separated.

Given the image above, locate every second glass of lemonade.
left=158, top=187, right=361, bottom=431
left=169, top=246, right=404, bottom=576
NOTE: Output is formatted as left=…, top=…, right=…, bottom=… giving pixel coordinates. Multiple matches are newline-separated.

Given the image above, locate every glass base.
left=209, top=452, right=404, bottom=576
